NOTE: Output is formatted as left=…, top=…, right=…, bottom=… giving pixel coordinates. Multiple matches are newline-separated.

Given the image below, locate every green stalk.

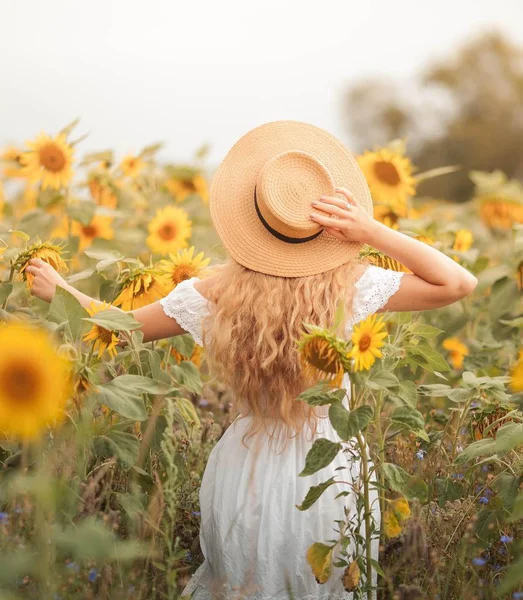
left=356, top=431, right=373, bottom=600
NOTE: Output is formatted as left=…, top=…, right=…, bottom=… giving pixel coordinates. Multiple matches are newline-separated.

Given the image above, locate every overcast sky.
left=1, top=0, right=522, bottom=166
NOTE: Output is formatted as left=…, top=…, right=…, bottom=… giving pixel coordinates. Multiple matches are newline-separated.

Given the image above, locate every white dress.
left=159, top=264, right=405, bottom=600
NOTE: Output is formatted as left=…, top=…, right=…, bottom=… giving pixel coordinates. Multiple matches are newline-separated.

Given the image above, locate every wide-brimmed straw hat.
left=209, top=120, right=373, bottom=277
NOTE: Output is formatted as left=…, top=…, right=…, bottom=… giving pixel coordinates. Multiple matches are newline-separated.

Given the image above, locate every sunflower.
left=88, top=174, right=118, bottom=209
left=348, top=313, right=388, bottom=372
left=470, top=400, right=515, bottom=441
left=166, top=173, right=209, bottom=203
left=171, top=344, right=203, bottom=368
left=478, top=196, right=522, bottom=230
left=442, top=337, right=469, bottom=369
left=297, top=325, right=352, bottom=387
left=415, top=234, right=434, bottom=245
left=359, top=247, right=410, bottom=273
left=71, top=214, right=115, bottom=251
left=113, top=265, right=171, bottom=311
left=383, top=498, right=411, bottom=539
left=517, top=260, right=523, bottom=292
left=373, top=204, right=400, bottom=230
left=0, top=322, right=73, bottom=439
left=510, top=352, right=523, bottom=393
left=83, top=301, right=120, bottom=358
left=20, top=133, right=74, bottom=190
left=357, top=148, right=416, bottom=216
left=452, top=229, right=473, bottom=262
left=1, top=146, right=26, bottom=178
left=158, top=246, right=211, bottom=289
left=146, top=206, right=192, bottom=255
left=120, top=154, right=145, bottom=178
left=16, top=241, right=69, bottom=288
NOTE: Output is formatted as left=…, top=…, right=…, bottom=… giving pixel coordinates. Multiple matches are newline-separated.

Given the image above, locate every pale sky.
left=1, top=0, right=522, bottom=166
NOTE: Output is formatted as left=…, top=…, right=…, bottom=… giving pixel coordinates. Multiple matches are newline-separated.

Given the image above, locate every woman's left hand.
left=25, top=258, right=69, bottom=303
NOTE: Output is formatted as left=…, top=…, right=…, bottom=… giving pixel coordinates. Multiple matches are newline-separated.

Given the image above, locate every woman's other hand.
left=309, top=186, right=377, bottom=244
left=25, top=258, right=69, bottom=303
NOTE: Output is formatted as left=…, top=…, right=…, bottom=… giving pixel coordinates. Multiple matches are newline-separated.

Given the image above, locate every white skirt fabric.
left=181, top=377, right=380, bottom=600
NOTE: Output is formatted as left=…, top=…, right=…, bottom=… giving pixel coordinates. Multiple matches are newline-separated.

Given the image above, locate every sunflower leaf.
left=306, top=542, right=333, bottom=584
left=83, top=309, right=142, bottom=332
left=299, top=438, right=342, bottom=477
left=296, top=478, right=338, bottom=511
left=93, top=431, right=140, bottom=469
left=328, top=404, right=374, bottom=441
left=48, top=285, right=91, bottom=342
left=391, top=406, right=429, bottom=441
left=382, top=463, right=428, bottom=502
left=298, top=383, right=347, bottom=406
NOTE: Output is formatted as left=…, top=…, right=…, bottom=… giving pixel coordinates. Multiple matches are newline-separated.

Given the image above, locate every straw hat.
left=209, top=120, right=373, bottom=277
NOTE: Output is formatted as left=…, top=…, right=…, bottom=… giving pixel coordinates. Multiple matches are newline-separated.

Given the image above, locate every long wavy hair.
left=201, top=254, right=371, bottom=446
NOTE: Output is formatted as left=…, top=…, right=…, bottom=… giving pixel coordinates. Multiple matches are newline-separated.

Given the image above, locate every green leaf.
left=498, top=556, right=523, bottom=595
left=409, top=342, right=451, bottom=372
left=381, top=463, right=428, bottom=503
left=488, top=276, right=519, bottom=322
left=170, top=333, right=195, bottom=358
left=306, top=542, right=333, bottom=584
left=395, top=380, right=418, bottom=407
left=52, top=517, right=147, bottom=561
left=84, top=308, right=142, bottom=332
left=366, top=370, right=399, bottom=391
left=328, top=404, right=373, bottom=441
left=173, top=397, right=201, bottom=428
left=298, top=384, right=347, bottom=407
left=48, top=285, right=91, bottom=342
left=93, top=431, right=140, bottom=468
left=299, top=438, right=341, bottom=477
left=84, top=248, right=124, bottom=272
left=391, top=406, right=429, bottom=441
left=0, top=282, right=13, bottom=306
left=410, top=323, right=444, bottom=340
left=455, top=438, right=496, bottom=464
left=96, top=380, right=148, bottom=421
left=296, top=478, right=338, bottom=511
left=494, top=422, right=523, bottom=455
left=434, top=477, right=464, bottom=507
left=171, top=361, right=202, bottom=394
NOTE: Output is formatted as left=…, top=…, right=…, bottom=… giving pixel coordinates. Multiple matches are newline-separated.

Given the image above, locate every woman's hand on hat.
left=310, top=187, right=376, bottom=244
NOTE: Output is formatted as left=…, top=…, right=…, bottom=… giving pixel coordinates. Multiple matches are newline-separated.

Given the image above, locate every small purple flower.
left=472, top=557, right=487, bottom=566
left=481, top=465, right=490, bottom=472
left=460, top=427, right=468, bottom=435
left=191, top=511, right=201, bottom=517
left=66, top=561, right=80, bottom=573
left=513, top=593, right=523, bottom=600
left=198, top=398, right=210, bottom=408
left=185, top=551, right=193, bottom=562
left=0, top=512, right=9, bottom=523
left=451, top=473, right=464, bottom=479
left=478, top=496, right=489, bottom=504
left=88, top=568, right=97, bottom=583
left=500, top=535, right=513, bottom=544
left=470, top=401, right=480, bottom=408
left=415, top=449, right=426, bottom=460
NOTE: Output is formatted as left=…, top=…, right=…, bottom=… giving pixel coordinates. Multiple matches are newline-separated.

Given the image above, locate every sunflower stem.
left=356, top=431, right=374, bottom=600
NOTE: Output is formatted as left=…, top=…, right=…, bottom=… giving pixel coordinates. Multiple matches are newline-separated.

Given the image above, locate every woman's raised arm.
left=25, top=258, right=187, bottom=343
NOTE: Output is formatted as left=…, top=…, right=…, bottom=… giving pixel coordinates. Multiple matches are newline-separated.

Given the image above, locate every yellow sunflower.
left=171, top=344, right=203, bottom=368
left=415, top=234, right=434, bottom=245
left=88, top=174, right=118, bottom=209
left=16, top=241, right=69, bottom=288
left=383, top=497, right=411, bottom=538
left=348, top=313, right=388, bottom=372
left=158, top=246, right=211, bottom=288
left=510, top=352, right=523, bottom=393
left=113, top=266, right=171, bottom=311
left=0, top=322, right=73, bottom=440
left=146, top=205, right=192, bottom=255
left=83, top=301, right=120, bottom=358
left=357, top=148, right=416, bottom=217
left=452, top=229, right=473, bottom=261
left=120, top=154, right=145, bottom=179
left=1, top=146, right=26, bottom=178
left=442, top=337, right=469, bottom=369
left=71, top=214, right=115, bottom=251
left=359, top=248, right=410, bottom=273
left=166, top=173, right=209, bottom=203
left=298, top=325, right=352, bottom=387
left=373, top=204, right=401, bottom=230
left=20, top=133, right=74, bottom=190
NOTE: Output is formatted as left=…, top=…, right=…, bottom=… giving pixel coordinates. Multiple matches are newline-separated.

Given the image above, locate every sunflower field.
left=0, top=120, right=522, bottom=600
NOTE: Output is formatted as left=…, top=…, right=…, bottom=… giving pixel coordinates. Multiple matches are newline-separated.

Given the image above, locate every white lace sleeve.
left=159, top=277, right=210, bottom=346
left=345, top=264, right=405, bottom=335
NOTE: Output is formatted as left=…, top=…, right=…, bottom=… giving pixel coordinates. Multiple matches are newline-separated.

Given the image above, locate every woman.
left=27, top=121, right=478, bottom=599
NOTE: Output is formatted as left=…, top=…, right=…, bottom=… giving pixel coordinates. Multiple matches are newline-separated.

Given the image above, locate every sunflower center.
left=158, top=224, right=177, bottom=241
left=374, top=161, right=400, bottom=186
left=0, top=359, right=42, bottom=404
left=96, top=325, right=115, bottom=345
left=181, top=180, right=197, bottom=193
left=358, top=334, right=372, bottom=352
left=82, top=225, right=98, bottom=239
left=39, top=143, right=66, bottom=173
left=173, top=265, right=195, bottom=283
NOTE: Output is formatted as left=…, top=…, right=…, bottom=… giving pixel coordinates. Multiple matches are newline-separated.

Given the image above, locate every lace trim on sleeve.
left=345, top=264, right=405, bottom=334
left=159, top=277, right=208, bottom=346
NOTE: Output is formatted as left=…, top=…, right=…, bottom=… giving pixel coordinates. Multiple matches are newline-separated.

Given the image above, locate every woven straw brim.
left=209, top=121, right=373, bottom=277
